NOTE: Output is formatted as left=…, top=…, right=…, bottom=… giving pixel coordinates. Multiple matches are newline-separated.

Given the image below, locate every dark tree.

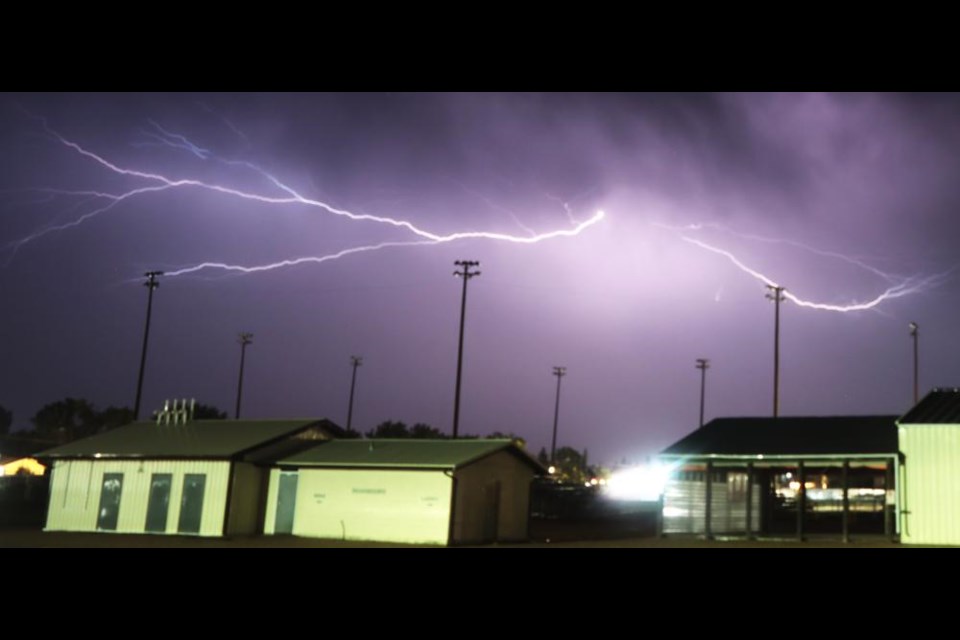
left=0, top=404, right=11, bottom=435
left=31, top=398, right=98, bottom=442
left=96, top=406, right=134, bottom=432
left=410, top=423, right=447, bottom=439
left=553, top=446, right=591, bottom=484
left=192, top=403, right=228, bottom=420
left=366, top=420, right=409, bottom=438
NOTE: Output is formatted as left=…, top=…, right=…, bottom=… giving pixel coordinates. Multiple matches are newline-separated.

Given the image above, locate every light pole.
left=550, top=366, right=567, bottom=465
left=909, top=322, right=919, bottom=405
left=346, top=355, right=362, bottom=433
left=235, top=332, right=253, bottom=419
left=766, top=284, right=786, bottom=418
left=452, top=260, right=480, bottom=439
left=696, top=358, right=709, bottom=428
left=134, top=270, right=163, bottom=421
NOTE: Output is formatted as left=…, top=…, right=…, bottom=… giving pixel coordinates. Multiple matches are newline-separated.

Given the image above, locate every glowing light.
left=548, top=465, right=556, bottom=474
left=8, top=119, right=607, bottom=276
left=604, top=461, right=678, bottom=501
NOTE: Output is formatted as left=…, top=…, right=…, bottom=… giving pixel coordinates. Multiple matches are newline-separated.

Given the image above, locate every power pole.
left=134, top=270, right=163, bottom=421
left=452, top=260, right=481, bottom=439
left=766, top=284, right=786, bottom=418
left=909, top=322, right=919, bottom=405
left=346, top=355, right=363, bottom=433
left=696, top=358, right=709, bottom=428
left=550, top=366, right=567, bottom=465
left=235, top=332, right=253, bottom=419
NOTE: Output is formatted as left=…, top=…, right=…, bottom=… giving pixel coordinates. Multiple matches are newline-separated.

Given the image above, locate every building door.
left=482, top=481, right=501, bottom=542
left=96, top=473, right=123, bottom=531
left=274, top=471, right=298, bottom=534
left=177, top=474, right=206, bottom=534
left=144, top=473, right=173, bottom=533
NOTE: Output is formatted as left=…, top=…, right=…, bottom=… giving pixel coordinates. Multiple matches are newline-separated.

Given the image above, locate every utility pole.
left=695, top=358, right=709, bottom=428
left=909, top=322, right=919, bottom=405
left=134, top=270, right=163, bottom=421
left=235, top=332, right=253, bottom=419
left=550, top=366, right=567, bottom=465
left=766, top=284, right=786, bottom=418
left=346, top=355, right=363, bottom=433
left=451, top=260, right=481, bottom=439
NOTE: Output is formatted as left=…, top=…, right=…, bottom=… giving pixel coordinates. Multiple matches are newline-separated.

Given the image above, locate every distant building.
left=264, top=439, right=545, bottom=545
left=40, top=418, right=341, bottom=537
left=898, top=388, right=960, bottom=546
left=0, top=436, right=53, bottom=477
left=658, top=416, right=899, bottom=541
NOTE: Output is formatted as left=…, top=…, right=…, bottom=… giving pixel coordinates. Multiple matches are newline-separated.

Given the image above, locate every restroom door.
left=144, top=473, right=173, bottom=533
left=177, top=474, right=207, bottom=534
left=274, top=471, right=298, bottom=534
left=96, top=473, right=123, bottom=531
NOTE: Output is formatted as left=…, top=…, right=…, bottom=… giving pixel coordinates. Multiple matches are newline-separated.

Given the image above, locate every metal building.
left=41, top=418, right=340, bottom=537
left=898, top=388, right=960, bottom=546
left=264, top=439, right=544, bottom=545
left=659, top=416, right=899, bottom=541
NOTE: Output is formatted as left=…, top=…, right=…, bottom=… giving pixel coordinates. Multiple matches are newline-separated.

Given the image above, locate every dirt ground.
left=0, top=525, right=907, bottom=548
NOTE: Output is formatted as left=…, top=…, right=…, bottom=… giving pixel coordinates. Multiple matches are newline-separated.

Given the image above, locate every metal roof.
left=38, top=419, right=340, bottom=460
left=899, top=388, right=960, bottom=424
left=660, top=416, right=899, bottom=457
left=278, top=439, right=545, bottom=471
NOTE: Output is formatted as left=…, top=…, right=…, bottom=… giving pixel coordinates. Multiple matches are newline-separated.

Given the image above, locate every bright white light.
left=590, top=478, right=598, bottom=486
left=548, top=466, right=556, bottom=474
left=604, top=461, right=677, bottom=502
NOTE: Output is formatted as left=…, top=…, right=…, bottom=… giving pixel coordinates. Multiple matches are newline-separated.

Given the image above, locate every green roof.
left=39, top=419, right=338, bottom=459
left=278, top=439, right=545, bottom=471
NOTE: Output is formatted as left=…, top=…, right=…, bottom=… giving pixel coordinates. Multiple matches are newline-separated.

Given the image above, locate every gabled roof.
left=278, top=439, right=546, bottom=472
left=38, top=419, right=341, bottom=460
left=899, top=388, right=960, bottom=424
left=660, top=416, right=899, bottom=457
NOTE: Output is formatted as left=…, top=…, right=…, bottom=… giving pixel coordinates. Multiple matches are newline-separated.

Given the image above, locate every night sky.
left=1, top=92, right=958, bottom=465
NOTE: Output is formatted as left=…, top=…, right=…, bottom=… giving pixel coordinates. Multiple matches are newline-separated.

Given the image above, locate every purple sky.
left=1, top=92, right=958, bottom=465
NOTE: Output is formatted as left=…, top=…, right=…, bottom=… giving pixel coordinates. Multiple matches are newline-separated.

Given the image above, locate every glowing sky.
left=1, top=93, right=958, bottom=464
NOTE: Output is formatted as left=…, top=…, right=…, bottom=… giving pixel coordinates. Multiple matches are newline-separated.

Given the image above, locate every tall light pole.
left=346, top=355, right=362, bottom=433
left=909, top=322, right=919, bottom=405
left=695, top=358, right=709, bottom=429
left=452, top=260, right=481, bottom=439
left=550, top=366, right=567, bottom=465
left=134, top=270, right=163, bottom=421
left=766, top=284, right=786, bottom=418
left=235, top=332, right=253, bottom=419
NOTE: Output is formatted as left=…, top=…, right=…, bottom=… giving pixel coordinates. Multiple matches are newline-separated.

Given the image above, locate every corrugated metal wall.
left=452, top=451, right=536, bottom=544
left=290, top=468, right=453, bottom=544
left=900, top=424, right=960, bottom=545
left=263, top=468, right=281, bottom=535
left=46, top=459, right=231, bottom=537
left=663, top=471, right=761, bottom=535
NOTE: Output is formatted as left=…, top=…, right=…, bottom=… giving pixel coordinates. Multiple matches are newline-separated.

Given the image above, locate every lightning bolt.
left=3, top=118, right=606, bottom=275
left=681, top=236, right=951, bottom=312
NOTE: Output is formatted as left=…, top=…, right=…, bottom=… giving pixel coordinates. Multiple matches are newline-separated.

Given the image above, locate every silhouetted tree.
left=96, top=406, right=134, bottom=432
left=553, top=446, right=591, bottom=484
left=0, top=405, right=11, bottom=435
left=31, top=398, right=97, bottom=442
left=192, top=403, right=228, bottom=420
left=410, top=423, right=447, bottom=439
left=366, top=420, right=409, bottom=438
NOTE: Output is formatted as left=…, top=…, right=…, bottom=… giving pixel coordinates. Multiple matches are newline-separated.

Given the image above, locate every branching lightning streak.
left=6, top=121, right=606, bottom=275
left=164, top=240, right=442, bottom=277
left=682, top=236, right=949, bottom=312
